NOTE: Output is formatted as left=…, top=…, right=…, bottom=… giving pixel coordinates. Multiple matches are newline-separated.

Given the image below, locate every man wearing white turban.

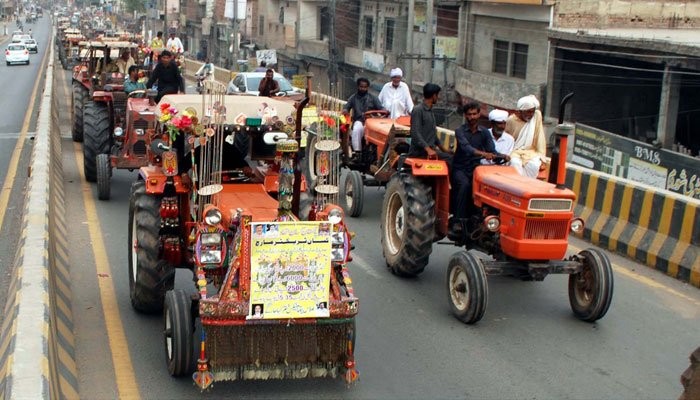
left=505, top=95, right=547, bottom=178
left=378, top=67, right=414, bottom=119
left=484, top=109, right=514, bottom=163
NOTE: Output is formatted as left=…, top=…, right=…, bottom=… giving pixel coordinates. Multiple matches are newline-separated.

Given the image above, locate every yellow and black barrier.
left=0, top=33, right=78, bottom=399
left=566, top=164, right=699, bottom=288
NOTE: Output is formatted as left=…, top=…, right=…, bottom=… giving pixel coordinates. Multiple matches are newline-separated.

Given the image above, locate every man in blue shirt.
left=124, top=65, right=146, bottom=94
left=450, top=101, right=509, bottom=236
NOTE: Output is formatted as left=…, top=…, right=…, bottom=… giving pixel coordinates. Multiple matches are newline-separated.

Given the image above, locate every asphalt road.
left=0, top=16, right=50, bottom=327
left=51, top=54, right=700, bottom=399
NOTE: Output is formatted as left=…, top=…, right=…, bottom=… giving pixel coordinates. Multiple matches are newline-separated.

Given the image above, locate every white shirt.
left=166, top=37, right=184, bottom=54
left=482, top=129, right=515, bottom=164
left=378, top=81, right=414, bottom=119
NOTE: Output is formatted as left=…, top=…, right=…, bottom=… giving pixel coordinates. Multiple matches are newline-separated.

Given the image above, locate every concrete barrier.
left=0, top=32, right=78, bottom=399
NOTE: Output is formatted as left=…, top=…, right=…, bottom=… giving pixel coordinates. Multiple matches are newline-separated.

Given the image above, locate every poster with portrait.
left=248, top=221, right=332, bottom=320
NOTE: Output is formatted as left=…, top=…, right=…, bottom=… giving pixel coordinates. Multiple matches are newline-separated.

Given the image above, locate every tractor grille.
left=524, top=219, right=569, bottom=240
left=133, top=119, right=149, bottom=131
left=112, top=92, right=127, bottom=113
left=133, top=140, right=147, bottom=156
left=528, top=198, right=572, bottom=211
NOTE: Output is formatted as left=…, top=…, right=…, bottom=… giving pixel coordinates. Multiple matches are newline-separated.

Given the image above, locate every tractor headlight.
left=204, top=208, right=222, bottom=225
left=484, top=216, right=501, bottom=232
left=199, top=249, right=222, bottom=264
left=114, top=127, right=124, bottom=137
left=200, top=232, right=222, bottom=245
left=328, top=207, right=343, bottom=225
left=135, top=128, right=145, bottom=136
left=570, top=218, right=584, bottom=233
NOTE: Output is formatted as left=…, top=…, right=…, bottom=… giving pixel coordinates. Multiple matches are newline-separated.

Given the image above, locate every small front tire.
left=341, top=170, right=364, bottom=218
left=96, top=153, right=111, bottom=200
left=163, top=289, right=194, bottom=377
left=568, top=248, right=614, bottom=322
left=446, top=251, right=488, bottom=324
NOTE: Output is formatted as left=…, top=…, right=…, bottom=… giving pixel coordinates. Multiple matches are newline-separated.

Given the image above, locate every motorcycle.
left=195, top=72, right=211, bottom=94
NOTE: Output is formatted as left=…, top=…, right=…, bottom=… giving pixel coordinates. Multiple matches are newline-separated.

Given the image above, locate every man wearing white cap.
left=505, top=94, right=547, bottom=178
left=484, top=109, right=514, bottom=164
left=378, top=67, right=414, bottom=119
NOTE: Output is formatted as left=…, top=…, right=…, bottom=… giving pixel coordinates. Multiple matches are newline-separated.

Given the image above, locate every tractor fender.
left=138, top=166, right=190, bottom=195
left=403, top=158, right=450, bottom=177
left=92, top=91, right=111, bottom=102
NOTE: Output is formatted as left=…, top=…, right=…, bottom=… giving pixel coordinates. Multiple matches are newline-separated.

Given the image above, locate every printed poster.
left=248, top=221, right=332, bottom=320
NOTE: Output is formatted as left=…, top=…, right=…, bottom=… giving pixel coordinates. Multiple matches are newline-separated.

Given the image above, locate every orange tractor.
left=128, top=85, right=359, bottom=389
left=380, top=114, right=613, bottom=324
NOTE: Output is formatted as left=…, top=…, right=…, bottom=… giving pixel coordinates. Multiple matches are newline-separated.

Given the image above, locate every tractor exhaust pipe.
left=548, top=92, right=574, bottom=188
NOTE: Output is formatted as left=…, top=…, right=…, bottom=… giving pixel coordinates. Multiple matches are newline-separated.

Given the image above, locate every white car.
left=5, top=43, right=30, bottom=65
left=226, top=72, right=303, bottom=97
left=23, top=39, right=38, bottom=53
left=12, top=34, right=32, bottom=44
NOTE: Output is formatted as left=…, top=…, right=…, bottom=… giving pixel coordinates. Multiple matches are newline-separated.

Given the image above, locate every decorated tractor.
left=305, top=109, right=410, bottom=217
left=128, top=82, right=359, bottom=389
left=380, top=120, right=613, bottom=324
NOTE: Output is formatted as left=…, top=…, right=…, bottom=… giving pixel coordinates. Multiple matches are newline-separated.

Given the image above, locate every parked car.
left=226, top=72, right=303, bottom=97
left=23, top=39, right=38, bottom=53
left=5, top=43, right=30, bottom=65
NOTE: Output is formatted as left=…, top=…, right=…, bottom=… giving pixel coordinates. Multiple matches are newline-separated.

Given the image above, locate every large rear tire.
left=446, top=251, right=488, bottom=324
left=303, top=132, right=319, bottom=191
left=83, top=101, right=111, bottom=182
left=340, top=170, right=364, bottom=218
left=164, top=289, right=194, bottom=377
left=568, top=248, right=614, bottom=322
left=71, top=81, right=87, bottom=142
left=96, top=153, right=111, bottom=200
left=128, top=181, right=175, bottom=313
left=381, top=173, right=435, bottom=276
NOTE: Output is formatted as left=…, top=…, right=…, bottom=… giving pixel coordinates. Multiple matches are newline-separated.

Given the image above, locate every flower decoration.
left=160, top=103, right=202, bottom=142
left=317, top=111, right=347, bottom=140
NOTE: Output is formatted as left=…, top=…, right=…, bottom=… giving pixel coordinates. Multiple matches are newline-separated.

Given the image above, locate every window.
left=511, top=43, right=528, bottom=79
left=320, top=7, right=330, bottom=40
left=364, top=17, right=373, bottom=49
left=385, top=19, right=395, bottom=52
left=492, top=40, right=528, bottom=79
left=492, top=40, right=509, bottom=75
left=259, top=15, right=264, bottom=36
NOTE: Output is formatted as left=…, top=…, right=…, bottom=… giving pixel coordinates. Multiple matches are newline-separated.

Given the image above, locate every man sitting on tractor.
left=146, top=50, right=185, bottom=102
left=378, top=67, right=414, bottom=119
left=481, top=109, right=514, bottom=165
left=450, top=101, right=509, bottom=237
left=342, top=77, right=384, bottom=159
left=124, top=65, right=146, bottom=94
left=407, top=83, right=451, bottom=161
left=506, top=95, right=547, bottom=178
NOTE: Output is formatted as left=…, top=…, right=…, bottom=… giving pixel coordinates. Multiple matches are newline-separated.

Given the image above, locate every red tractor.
left=128, top=88, right=359, bottom=389
left=380, top=119, right=613, bottom=324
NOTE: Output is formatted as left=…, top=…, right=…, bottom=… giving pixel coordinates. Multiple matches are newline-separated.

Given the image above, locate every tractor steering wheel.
left=128, top=90, right=147, bottom=98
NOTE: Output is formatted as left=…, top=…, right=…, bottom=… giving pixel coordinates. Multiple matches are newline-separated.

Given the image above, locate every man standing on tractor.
left=506, top=95, right=547, bottom=178
left=481, top=109, right=514, bottom=164
left=342, top=77, right=384, bottom=158
left=166, top=29, right=184, bottom=55
left=407, top=83, right=451, bottom=161
left=378, top=67, right=414, bottom=119
left=146, top=50, right=185, bottom=102
left=150, top=31, right=164, bottom=49
left=450, top=102, right=508, bottom=236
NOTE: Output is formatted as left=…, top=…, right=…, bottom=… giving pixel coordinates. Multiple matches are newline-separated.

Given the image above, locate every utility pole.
left=328, top=0, right=338, bottom=97
left=232, top=0, right=239, bottom=70
left=425, top=0, right=434, bottom=83
left=405, top=0, right=414, bottom=89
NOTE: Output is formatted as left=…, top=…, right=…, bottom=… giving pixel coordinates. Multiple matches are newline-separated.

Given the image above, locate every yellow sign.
left=249, top=221, right=332, bottom=320
left=425, top=164, right=444, bottom=171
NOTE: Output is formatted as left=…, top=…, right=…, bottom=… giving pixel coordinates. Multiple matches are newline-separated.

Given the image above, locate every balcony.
left=298, top=38, right=328, bottom=60
left=454, top=66, right=543, bottom=109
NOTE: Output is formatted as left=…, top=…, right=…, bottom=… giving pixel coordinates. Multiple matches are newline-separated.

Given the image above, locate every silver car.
left=23, top=39, right=38, bottom=53
left=226, top=72, right=303, bottom=97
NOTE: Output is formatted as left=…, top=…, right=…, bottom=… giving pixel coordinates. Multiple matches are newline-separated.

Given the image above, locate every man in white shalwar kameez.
left=378, top=68, right=414, bottom=120
left=506, top=95, right=547, bottom=178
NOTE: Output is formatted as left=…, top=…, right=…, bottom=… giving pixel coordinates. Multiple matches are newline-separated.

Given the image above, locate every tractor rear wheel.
left=381, top=173, right=435, bottom=276
left=71, top=81, right=87, bottom=142
left=568, top=248, right=614, bottom=322
left=163, top=289, right=194, bottom=377
left=96, top=153, right=111, bottom=200
left=128, top=181, right=175, bottom=313
left=303, top=132, right=319, bottom=190
left=446, top=251, right=488, bottom=324
left=341, top=170, right=364, bottom=218
left=83, top=101, right=111, bottom=182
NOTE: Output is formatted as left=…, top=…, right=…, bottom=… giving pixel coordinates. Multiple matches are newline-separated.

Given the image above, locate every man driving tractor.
left=342, top=77, right=385, bottom=159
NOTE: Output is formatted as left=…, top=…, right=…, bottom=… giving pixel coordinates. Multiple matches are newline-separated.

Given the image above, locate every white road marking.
left=350, top=253, right=382, bottom=279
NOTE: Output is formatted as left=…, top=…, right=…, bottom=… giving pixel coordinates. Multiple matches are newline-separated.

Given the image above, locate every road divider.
left=0, top=31, right=78, bottom=399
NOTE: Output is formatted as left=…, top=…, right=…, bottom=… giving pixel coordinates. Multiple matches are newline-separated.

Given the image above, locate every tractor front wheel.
left=446, top=251, right=488, bottom=324
left=83, top=101, right=111, bottom=182
left=96, top=153, right=111, bottom=200
left=128, top=181, right=175, bottom=313
left=71, top=81, right=87, bottom=142
left=341, top=170, right=364, bottom=218
left=164, top=289, right=194, bottom=377
left=568, top=248, right=614, bottom=322
left=381, top=173, right=435, bottom=276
